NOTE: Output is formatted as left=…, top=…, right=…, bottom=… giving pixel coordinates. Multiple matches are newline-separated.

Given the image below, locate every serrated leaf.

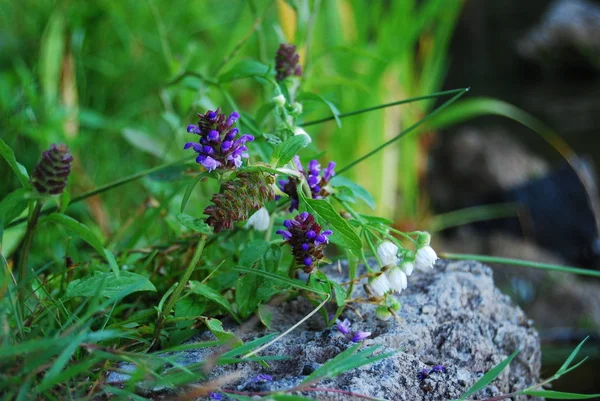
left=218, top=60, right=271, bottom=83
left=270, top=134, right=311, bottom=167
left=65, top=271, right=156, bottom=298
left=42, top=213, right=119, bottom=276
left=0, top=138, right=29, bottom=187
left=521, top=390, right=600, bottom=399
left=298, top=191, right=362, bottom=252
left=330, top=176, right=375, bottom=209
left=459, top=349, right=520, bottom=401
left=177, top=213, right=213, bottom=235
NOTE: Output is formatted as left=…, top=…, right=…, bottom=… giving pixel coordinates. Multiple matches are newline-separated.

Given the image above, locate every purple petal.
left=283, top=220, right=294, bottom=229
left=276, top=230, right=292, bottom=241
left=307, top=175, right=319, bottom=187
left=351, top=331, right=371, bottom=342
left=187, top=125, right=201, bottom=134
left=208, top=130, right=220, bottom=141
left=324, top=161, right=336, bottom=181
left=336, top=319, right=351, bottom=335
left=311, top=185, right=321, bottom=194
left=301, top=243, right=309, bottom=251
left=308, top=160, right=321, bottom=175
left=303, top=257, right=313, bottom=266
left=221, top=141, right=233, bottom=151
left=315, top=234, right=328, bottom=244
left=293, top=155, right=303, bottom=172
left=207, top=111, right=218, bottom=120
left=201, top=156, right=220, bottom=172
left=299, top=212, right=309, bottom=221
left=203, top=145, right=214, bottom=154
left=196, top=155, right=206, bottom=163
left=306, top=230, right=316, bottom=239
left=322, top=230, right=333, bottom=236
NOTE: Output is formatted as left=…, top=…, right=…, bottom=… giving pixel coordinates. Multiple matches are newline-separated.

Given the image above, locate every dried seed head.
left=204, top=172, right=275, bottom=232
left=275, top=43, right=302, bottom=81
left=31, top=144, right=73, bottom=195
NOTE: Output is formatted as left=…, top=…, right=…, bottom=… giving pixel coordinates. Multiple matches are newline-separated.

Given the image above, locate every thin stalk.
left=152, top=235, right=207, bottom=348
left=441, top=253, right=600, bottom=279
left=337, top=88, right=469, bottom=175
left=7, top=157, right=191, bottom=229
left=17, top=202, right=42, bottom=301
left=300, top=88, right=467, bottom=127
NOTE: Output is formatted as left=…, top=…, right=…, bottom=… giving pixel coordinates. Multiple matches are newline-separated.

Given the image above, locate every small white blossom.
left=377, top=241, right=399, bottom=267
left=400, top=260, right=414, bottom=276
left=245, top=207, right=270, bottom=231
left=386, top=267, right=408, bottom=293
left=415, top=245, right=438, bottom=270
left=293, top=127, right=312, bottom=143
left=273, top=94, right=286, bottom=107
left=369, top=273, right=391, bottom=296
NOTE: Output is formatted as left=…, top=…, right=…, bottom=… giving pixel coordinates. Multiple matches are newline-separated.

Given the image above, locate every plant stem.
left=17, top=201, right=42, bottom=303
left=441, top=252, right=600, bottom=278
left=152, top=235, right=207, bottom=349
left=337, top=88, right=469, bottom=175
left=300, top=88, right=467, bottom=127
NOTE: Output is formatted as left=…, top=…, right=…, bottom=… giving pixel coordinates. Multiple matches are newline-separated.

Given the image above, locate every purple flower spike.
left=278, top=156, right=337, bottom=211
left=184, top=108, right=253, bottom=171
left=278, top=212, right=331, bottom=273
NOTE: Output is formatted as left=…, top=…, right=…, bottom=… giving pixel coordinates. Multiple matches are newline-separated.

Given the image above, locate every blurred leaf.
left=122, top=128, right=166, bottom=159
left=270, top=134, right=311, bottom=167
left=218, top=60, right=271, bottom=83
left=65, top=271, right=156, bottom=298
left=41, top=213, right=120, bottom=276
left=0, top=138, right=29, bottom=187
left=521, top=390, right=600, bottom=399
left=330, top=176, right=375, bottom=209
left=298, top=191, right=362, bottom=252
left=298, top=92, right=342, bottom=127
left=175, top=296, right=205, bottom=328
left=459, top=349, right=520, bottom=401
left=40, top=12, right=65, bottom=105
left=0, top=189, right=31, bottom=241
left=177, top=213, right=213, bottom=235
left=190, top=281, right=237, bottom=319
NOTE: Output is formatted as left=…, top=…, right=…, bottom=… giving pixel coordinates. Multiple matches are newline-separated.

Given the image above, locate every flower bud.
left=293, top=127, right=311, bottom=143
left=416, top=231, right=432, bottom=248
left=275, top=43, right=302, bottom=81
left=290, top=102, right=303, bottom=114
left=387, top=296, right=402, bottom=311
left=273, top=94, right=286, bottom=107
left=31, top=144, right=73, bottom=195
left=400, top=260, right=415, bottom=276
left=376, top=305, right=392, bottom=321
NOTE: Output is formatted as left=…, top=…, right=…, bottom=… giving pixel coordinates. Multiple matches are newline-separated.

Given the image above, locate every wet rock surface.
left=108, top=260, right=542, bottom=400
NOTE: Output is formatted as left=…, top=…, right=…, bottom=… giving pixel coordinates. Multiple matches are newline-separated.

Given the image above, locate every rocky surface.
left=108, top=260, right=542, bottom=400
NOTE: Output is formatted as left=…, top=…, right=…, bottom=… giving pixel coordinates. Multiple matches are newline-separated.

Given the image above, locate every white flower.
left=273, top=94, right=286, bottom=107
left=377, top=241, right=399, bottom=267
left=369, top=273, right=391, bottom=296
left=386, top=267, right=408, bottom=293
left=245, top=207, right=270, bottom=231
left=293, top=127, right=312, bottom=143
left=400, top=260, right=414, bottom=276
left=415, top=245, right=438, bottom=270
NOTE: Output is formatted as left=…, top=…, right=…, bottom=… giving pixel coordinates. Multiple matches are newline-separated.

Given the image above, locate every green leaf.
left=0, top=138, right=29, bottom=187
left=218, top=60, right=271, bottom=83
left=236, top=274, right=261, bottom=319
left=297, top=92, right=342, bottom=127
left=521, top=390, right=600, bottom=399
left=298, top=191, right=362, bottom=252
left=177, top=213, right=214, bottom=235
left=204, top=318, right=243, bottom=347
left=122, top=128, right=166, bottom=159
left=330, top=176, right=375, bottom=209
left=240, top=240, right=270, bottom=266
left=459, top=349, right=520, bottom=401
left=270, top=134, right=311, bottom=167
left=0, top=189, right=31, bottom=241
left=556, top=336, right=589, bottom=375
left=40, top=12, right=65, bottom=105
left=180, top=173, right=208, bottom=213
left=189, top=281, right=237, bottom=319
left=65, top=271, right=156, bottom=298
left=58, top=189, right=70, bottom=213
left=41, top=213, right=119, bottom=276
left=330, top=280, right=347, bottom=307
left=230, top=266, right=325, bottom=295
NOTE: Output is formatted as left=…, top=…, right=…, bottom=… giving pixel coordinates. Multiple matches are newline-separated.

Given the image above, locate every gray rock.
left=107, top=260, right=542, bottom=400
left=518, top=0, right=600, bottom=71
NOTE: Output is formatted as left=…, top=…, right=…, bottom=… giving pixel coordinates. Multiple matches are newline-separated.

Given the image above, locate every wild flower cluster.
left=278, top=156, right=336, bottom=211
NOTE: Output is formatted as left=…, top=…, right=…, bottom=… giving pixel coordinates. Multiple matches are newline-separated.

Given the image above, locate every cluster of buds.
left=276, top=212, right=332, bottom=272
left=279, top=156, right=336, bottom=211
left=185, top=109, right=254, bottom=171
left=369, top=234, right=438, bottom=298
left=204, top=172, right=275, bottom=232
left=31, top=144, right=73, bottom=195
left=275, top=43, right=302, bottom=81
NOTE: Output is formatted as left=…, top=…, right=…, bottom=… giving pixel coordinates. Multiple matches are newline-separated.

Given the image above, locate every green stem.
left=441, top=252, right=600, bottom=278
left=7, top=157, right=191, bottom=229
left=337, top=88, right=469, bottom=175
left=17, top=201, right=42, bottom=311
left=300, top=88, right=467, bottom=127
left=152, top=235, right=207, bottom=348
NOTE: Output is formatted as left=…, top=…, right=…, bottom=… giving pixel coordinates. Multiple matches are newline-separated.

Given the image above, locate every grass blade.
left=556, top=336, right=589, bottom=375
left=459, top=348, right=519, bottom=401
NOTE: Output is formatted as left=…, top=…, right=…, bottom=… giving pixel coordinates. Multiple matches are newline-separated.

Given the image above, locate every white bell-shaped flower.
left=386, top=267, right=408, bottom=293
left=369, top=273, right=391, bottom=296
left=377, top=241, right=399, bottom=267
left=245, top=207, right=270, bottom=231
left=415, top=245, right=438, bottom=270
left=400, top=260, right=414, bottom=276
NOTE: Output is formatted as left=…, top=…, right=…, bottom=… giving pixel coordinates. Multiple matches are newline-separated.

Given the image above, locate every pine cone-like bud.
left=204, top=172, right=275, bottom=232
left=31, top=144, right=73, bottom=195
left=276, top=212, right=332, bottom=273
left=275, top=43, right=302, bottom=81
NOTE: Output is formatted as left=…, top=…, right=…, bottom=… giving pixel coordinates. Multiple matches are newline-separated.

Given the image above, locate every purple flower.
left=184, top=108, right=253, bottom=171
left=209, top=392, right=223, bottom=400
left=250, top=374, right=273, bottom=383
left=418, top=365, right=447, bottom=381
left=277, top=212, right=332, bottom=272
left=431, top=365, right=447, bottom=374
left=335, top=319, right=371, bottom=343
left=275, top=43, right=302, bottom=81
left=417, top=368, right=429, bottom=381
left=279, top=157, right=337, bottom=211
left=31, top=144, right=73, bottom=195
